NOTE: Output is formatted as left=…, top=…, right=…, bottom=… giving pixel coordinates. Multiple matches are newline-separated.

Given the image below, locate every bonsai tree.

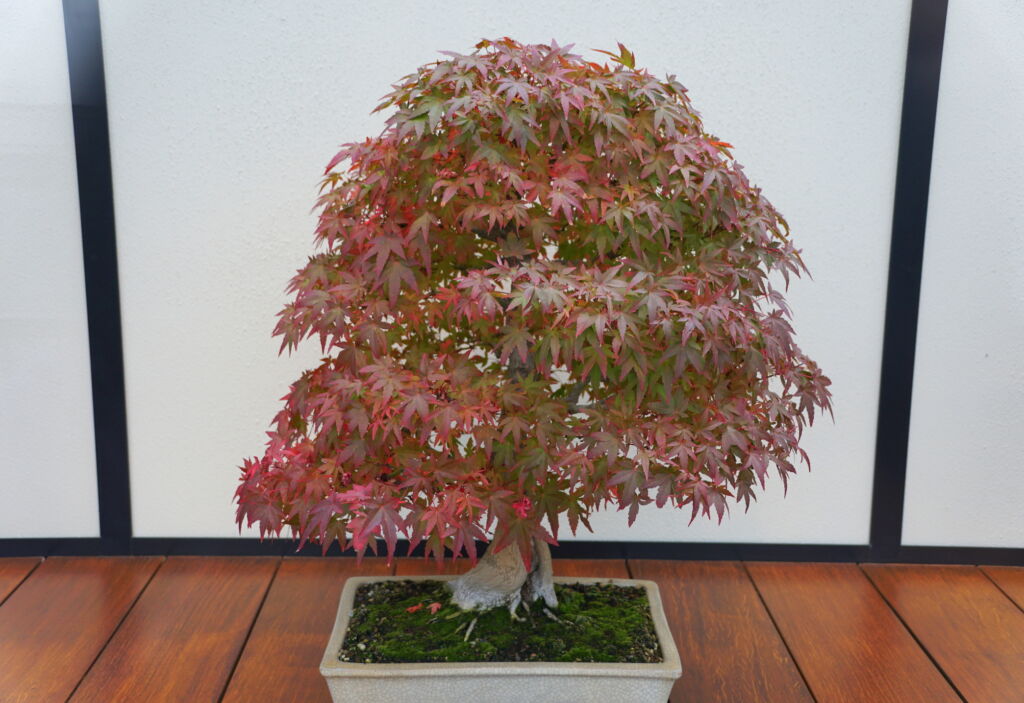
left=236, top=38, right=832, bottom=613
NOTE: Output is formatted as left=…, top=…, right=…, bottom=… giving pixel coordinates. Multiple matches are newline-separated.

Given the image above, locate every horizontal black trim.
left=0, top=539, right=119, bottom=557
left=2, top=538, right=1019, bottom=566
left=125, top=538, right=874, bottom=563
left=608, top=542, right=874, bottom=563
left=891, top=546, right=1024, bottom=567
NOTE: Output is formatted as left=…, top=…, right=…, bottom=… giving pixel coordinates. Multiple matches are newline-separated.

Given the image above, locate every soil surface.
left=338, top=579, right=663, bottom=664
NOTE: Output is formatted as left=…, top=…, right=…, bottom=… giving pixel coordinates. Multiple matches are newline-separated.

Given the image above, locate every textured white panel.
left=0, top=2, right=100, bottom=537
left=902, top=0, right=1024, bottom=549
left=102, top=0, right=909, bottom=541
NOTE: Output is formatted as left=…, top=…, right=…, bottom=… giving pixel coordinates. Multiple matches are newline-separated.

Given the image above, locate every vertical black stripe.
left=870, top=0, right=949, bottom=559
left=62, top=0, right=132, bottom=549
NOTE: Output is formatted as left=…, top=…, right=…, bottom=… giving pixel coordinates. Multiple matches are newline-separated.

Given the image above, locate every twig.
left=463, top=616, right=478, bottom=641
left=543, top=607, right=564, bottom=623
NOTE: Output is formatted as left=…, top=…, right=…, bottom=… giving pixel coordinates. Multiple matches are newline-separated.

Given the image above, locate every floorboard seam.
left=217, top=557, right=284, bottom=703
left=741, top=562, right=818, bottom=703
left=978, top=567, right=1024, bottom=615
left=858, top=564, right=968, bottom=703
left=63, top=557, right=167, bottom=703
left=0, top=558, right=44, bottom=608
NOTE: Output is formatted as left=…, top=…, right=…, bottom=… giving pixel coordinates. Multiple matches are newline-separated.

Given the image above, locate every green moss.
left=338, top=580, right=663, bottom=664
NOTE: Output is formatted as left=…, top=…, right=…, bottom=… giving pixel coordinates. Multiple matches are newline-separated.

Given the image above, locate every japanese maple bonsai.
left=236, top=38, right=832, bottom=616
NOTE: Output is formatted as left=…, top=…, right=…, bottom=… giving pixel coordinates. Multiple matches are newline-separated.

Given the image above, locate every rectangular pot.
left=320, top=574, right=682, bottom=703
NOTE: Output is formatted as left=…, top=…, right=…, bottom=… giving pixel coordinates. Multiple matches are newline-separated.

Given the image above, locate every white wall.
left=0, top=2, right=100, bottom=537
left=100, top=0, right=911, bottom=542
left=902, top=0, right=1024, bottom=549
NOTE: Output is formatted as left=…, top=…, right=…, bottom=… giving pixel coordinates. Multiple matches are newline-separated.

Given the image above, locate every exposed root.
left=542, top=606, right=563, bottom=623
left=463, top=616, right=478, bottom=642
left=447, top=537, right=558, bottom=613
left=522, top=537, right=557, bottom=609
left=448, top=540, right=527, bottom=612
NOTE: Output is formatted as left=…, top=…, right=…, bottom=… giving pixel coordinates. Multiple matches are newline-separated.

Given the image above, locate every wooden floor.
left=0, top=558, right=1021, bottom=702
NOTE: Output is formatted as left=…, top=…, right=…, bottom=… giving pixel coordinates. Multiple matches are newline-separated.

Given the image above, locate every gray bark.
left=447, top=537, right=557, bottom=614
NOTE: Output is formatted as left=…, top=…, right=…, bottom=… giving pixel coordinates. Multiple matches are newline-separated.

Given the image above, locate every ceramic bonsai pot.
left=320, top=575, right=681, bottom=703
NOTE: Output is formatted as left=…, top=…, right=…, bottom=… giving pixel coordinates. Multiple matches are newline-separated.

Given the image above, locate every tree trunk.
left=445, top=302, right=558, bottom=614
left=447, top=537, right=557, bottom=614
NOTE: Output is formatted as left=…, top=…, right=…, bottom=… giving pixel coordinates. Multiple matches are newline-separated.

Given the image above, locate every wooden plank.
left=0, top=557, right=41, bottom=604
left=553, top=559, right=630, bottom=578
left=70, top=557, right=278, bottom=703
left=0, top=557, right=162, bottom=703
left=629, top=560, right=813, bottom=703
left=222, top=558, right=392, bottom=703
left=981, top=565, right=1024, bottom=611
left=747, top=562, right=960, bottom=703
left=863, top=564, right=1024, bottom=703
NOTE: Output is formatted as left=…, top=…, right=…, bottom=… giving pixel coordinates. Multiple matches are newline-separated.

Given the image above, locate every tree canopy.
left=235, top=38, right=833, bottom=563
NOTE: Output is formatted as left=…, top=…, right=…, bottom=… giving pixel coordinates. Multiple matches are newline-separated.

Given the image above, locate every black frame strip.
left=0, top=538, right=1020, bottom=566
left=4, top=0, right=1015, bottom=566
left=869, top=0, right=950, bottom=559
left=62, top=0, right=133, bottom=551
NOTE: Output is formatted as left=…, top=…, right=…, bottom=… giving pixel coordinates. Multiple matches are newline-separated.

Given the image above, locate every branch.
left=506, top=350, right=535, bottom=380
left=565, top=380, right=586, bottom=412
left=471, top=224, right=517, bottom=242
